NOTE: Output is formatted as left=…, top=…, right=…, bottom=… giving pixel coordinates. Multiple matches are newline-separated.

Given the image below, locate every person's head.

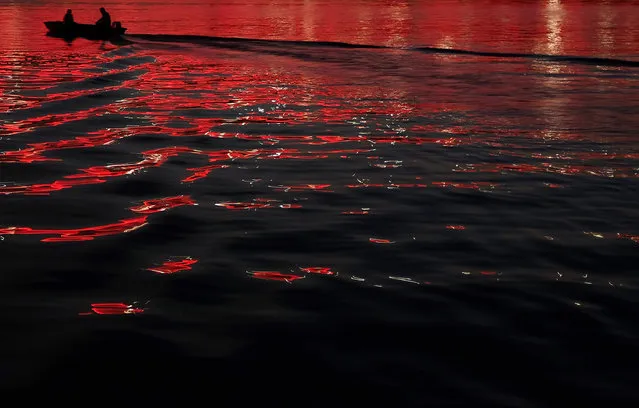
left=100, top=7, right=106, bottom=14
left=66, top=9, right=72, bottom=14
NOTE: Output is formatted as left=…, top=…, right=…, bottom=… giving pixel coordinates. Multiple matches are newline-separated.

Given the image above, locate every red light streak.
left=269, top=184, right=332, bottom=192
left=148, top=257, right=198, bottom=274
left=82, top=303, right=145, bottom=315
left=0, top=177, right=107, bottom=196
left=130, top=195, right=196, bottom=214
left=300, top=267, right=336, bottom=276
left=215, top=198, right=302, bottom=210
left=249, top=271, right=304, bottom=283
left=0, top=216, right=148, bottom=242
left=182, top=164, right=229, bottom=183
left=617, top=233, right=639, bottom=244
left=369, top=238, right=395, bottom=244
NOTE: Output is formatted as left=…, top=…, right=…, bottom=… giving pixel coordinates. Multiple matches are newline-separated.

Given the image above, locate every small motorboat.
left=44, top=21, right=127, bottom=40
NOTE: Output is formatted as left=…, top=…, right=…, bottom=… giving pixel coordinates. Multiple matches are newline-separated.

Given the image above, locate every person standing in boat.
left=95, top=7, right=111, bottom=29
left=63, top=9, right=74, bottom=25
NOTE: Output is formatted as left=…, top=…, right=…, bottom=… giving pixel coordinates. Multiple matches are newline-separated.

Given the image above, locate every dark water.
left=2, top=0, right=639, bottom=405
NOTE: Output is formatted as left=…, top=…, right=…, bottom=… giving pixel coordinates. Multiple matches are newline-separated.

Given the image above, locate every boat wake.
left=127, top=34, right=385, bottom=49
left=412, top=46, right=639, bottom=68
left=127, top=33, right=639, bottom=68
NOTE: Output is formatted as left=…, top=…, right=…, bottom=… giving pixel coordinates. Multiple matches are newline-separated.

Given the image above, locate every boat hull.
left=44, top=21, right=127, bottom=40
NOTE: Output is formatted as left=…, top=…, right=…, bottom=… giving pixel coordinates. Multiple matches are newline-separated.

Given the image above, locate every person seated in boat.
left=63, top=9, right=74, bottom=25
left=95, top=7, right=111, bottom=29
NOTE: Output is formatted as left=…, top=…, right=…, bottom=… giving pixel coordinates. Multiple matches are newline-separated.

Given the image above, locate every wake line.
left=413, top=46, right=639, bottom=68
left=127, top=34, right=639, bottom=68
left=128, top=34, right=385, bottom=49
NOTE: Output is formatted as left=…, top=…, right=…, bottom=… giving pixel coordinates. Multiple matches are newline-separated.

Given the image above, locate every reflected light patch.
left=148, top=257, right=198, bottom=274
left=369, top=238, right=395, bottom=244
left=268, top=184, right=332, bottom=192
left=0, top=129, right=132, bottom=163
left=0, top=177, right=107, bottom=196
left=341, top=208, right=370, bottom=215
left=215, top=198, right=302, bottom=210
left=248, top=271, right=304, bottom=283
left=183, top=164, right=229, bottom=182
left=81, top=303, right=145, bottom=315
left=130, top=195, right=197, bottom=214
left=617, top=233, right=639, bottom=244
left=300, top=267, right=336, bottom=276
left=0, top=216, right=148, bottom=242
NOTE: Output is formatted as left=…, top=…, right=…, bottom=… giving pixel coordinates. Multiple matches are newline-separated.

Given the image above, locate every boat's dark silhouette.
left=45, top=21, right=126, bottom=41
left=45, top=8, right=125, bottom=41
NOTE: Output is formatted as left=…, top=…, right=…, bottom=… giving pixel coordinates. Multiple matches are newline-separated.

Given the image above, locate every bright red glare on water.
left=215, top=198, right=302, bottom=210
left=82, top=303, right=145, bottom=315
left=369, top=238, right=395, bottom=244
left=0, top=216, right=148, bottom=242
left=300, top=267, right=336, bottom=276
left=148, top=257, right=198, bottom=274
left=130, top=195, right=197, bottom=214
left=249, top=271, right=304, bottom=283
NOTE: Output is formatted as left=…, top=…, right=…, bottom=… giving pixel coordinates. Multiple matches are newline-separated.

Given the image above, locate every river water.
left=1, top=0, right=639, bottom=405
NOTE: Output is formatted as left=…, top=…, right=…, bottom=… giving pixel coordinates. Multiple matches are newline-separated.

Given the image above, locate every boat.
left=44, top=21, right=127, bottom=40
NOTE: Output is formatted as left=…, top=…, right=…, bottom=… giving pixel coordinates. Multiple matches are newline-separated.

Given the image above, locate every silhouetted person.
left=95, top=7, right=111, bottom=29
left=63, top=9, right=74, bottom=25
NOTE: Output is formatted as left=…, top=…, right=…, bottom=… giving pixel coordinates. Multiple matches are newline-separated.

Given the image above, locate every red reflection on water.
left=130, top=195, right=196, bottom=214
left=1, top=143, right=380, bottom=197
left=211, top=133, right=314, bottom=144
left=297, top=134, right=469, bottom=148
left=0, top=177, right=107, bottom=196
left=341, top=209, right=370, bottom=215
left=369, top=238, right=395, bottom=244
left=82, top=303, right=145, bottom=315
left=0, top=129, right=131, bottom=163
left=346, top=183, right=428, bottom=189
left=269, top=184, right=332, bottom=192
left=65, top=151, right=169, bottom=179
left=1, top=107, right=117, bottom=136
left=455, top=163, right=636, bottom=179
left=183, top=164, right=229, bottom=183
left=0, top=216, right=148, bottom=242
left=148, top=257, right=198, bottom=274
left=1, top=0, right=638, bottom=290
left=216, top=201, right=272, bottom=210
left=279, top=203, right=303, bottom=209
left=432, top=181, right=495, bottom=190
left=372, top=162, right=402, bottom=169
left=5, top=0, right=636, bottom=57
left=249, top=271, right=304, bottom=283
left=300, top=267, right=336, bottom=276
left=215, top=198, right=302, bottom=210
left=617, top=233, right=639, bottom=244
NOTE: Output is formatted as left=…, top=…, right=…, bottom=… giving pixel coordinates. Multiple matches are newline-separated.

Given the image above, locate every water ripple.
left=2, top=6, right=639, bottom=402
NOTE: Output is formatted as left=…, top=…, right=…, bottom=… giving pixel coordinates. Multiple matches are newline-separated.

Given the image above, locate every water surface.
left=1, top=0, right=639, bottom=405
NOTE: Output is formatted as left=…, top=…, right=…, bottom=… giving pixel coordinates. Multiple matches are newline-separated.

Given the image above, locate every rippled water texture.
left=1, top=0, right=639, bottom=405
